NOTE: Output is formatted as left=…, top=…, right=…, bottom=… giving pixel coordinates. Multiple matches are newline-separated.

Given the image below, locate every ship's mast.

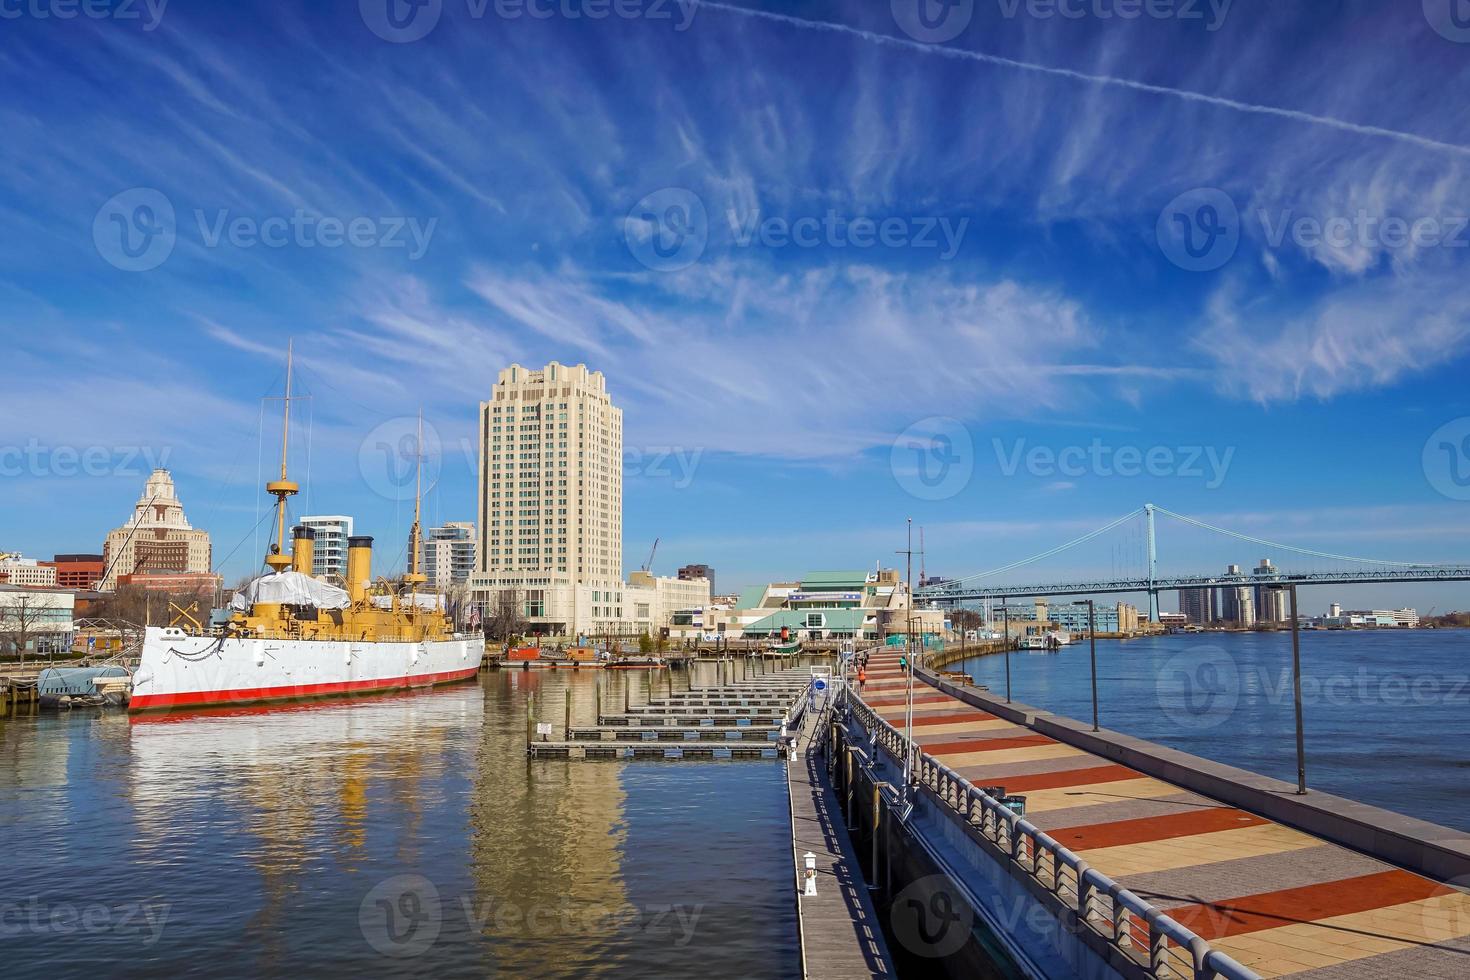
left=404, top=408, right=427, bottom=587
left=265, top=341, right=299, bottom=572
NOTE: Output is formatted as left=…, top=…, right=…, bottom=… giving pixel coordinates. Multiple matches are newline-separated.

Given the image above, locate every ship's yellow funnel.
left=291, top=524, right=315, bottom=575
left=347, top=536, right=374, bottom=602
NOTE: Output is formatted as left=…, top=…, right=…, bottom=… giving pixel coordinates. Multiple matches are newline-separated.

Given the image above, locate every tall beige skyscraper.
left=101, top=469, right=212, bottom=591
left=473, top=362, right=623, bottom=636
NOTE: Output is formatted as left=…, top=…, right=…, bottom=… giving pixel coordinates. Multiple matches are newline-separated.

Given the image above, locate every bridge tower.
left=1145, top=503, right=1159, bottom=623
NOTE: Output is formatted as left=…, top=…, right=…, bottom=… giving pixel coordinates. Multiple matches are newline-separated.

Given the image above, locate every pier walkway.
left=858, top=650, right=1470, bottom=978
left=789, top=703, right=894, bottom=979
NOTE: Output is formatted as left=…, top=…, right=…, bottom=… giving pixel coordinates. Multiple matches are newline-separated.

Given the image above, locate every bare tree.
left=949, top=609, right=983, bottom=633
left=483, top=589, right=527, bottom=643
left=0, top=594, right=53, bottom=666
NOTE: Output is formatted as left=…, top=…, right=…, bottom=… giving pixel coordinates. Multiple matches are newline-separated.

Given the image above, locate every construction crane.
left=641, top=538, right=659, bottom=573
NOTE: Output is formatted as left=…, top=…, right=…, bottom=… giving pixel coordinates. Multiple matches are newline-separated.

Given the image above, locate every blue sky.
left=2, top=0, right=1470, bottom=613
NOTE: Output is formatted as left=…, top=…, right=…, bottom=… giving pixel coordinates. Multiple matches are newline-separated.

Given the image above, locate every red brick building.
left=43, top=554, right=105, bottom=591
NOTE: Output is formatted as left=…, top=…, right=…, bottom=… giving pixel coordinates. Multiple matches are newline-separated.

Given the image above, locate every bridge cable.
left=1150, top=506, right=1450, bottom=568
left=933, top=508, right=1145, bottom=586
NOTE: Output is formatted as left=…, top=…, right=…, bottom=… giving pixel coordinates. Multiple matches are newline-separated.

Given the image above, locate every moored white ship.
left=130, top=627, right=479, bottom=712
left=130, top=346, right=481, bottom=713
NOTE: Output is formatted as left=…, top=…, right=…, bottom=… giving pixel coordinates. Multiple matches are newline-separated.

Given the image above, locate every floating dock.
left=788, top=697, right=895, bottom=978
left=527, top=667, right=816, bottom=761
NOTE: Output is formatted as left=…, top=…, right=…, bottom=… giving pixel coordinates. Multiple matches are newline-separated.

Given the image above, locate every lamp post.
left=1087, top=598, right=1099, bottom=732
left=1002, top=597, right=1012, bottom=703
left=1289, top=585, right=1307, bottom=794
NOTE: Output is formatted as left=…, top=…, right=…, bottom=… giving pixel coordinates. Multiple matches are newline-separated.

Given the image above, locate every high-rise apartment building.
left=423, top=522, right=476, bottom=588
left=1252, top=557, right=1289, bottom=623
left=1178, top=587, right=1215, bottom=624
left=473, top=362, right=623, bottom=635
left=101, top=470, right=212, bottom=591
left=300, top=515, right=353, bottom=581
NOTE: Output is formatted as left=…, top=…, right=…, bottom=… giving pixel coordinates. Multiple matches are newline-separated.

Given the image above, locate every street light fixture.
left=1289, top=584, right=1307, bottom=794
left=1001, top=595, right=1012, bottom=703
left=1087, top=598, right=1099, bottom=732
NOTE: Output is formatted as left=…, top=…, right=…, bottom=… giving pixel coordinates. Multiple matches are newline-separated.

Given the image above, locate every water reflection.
left=0, top=668, right=798, bottom=979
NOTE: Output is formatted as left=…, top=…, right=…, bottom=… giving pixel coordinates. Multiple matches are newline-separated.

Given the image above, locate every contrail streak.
left=685, top=0, right=1470, bottom=159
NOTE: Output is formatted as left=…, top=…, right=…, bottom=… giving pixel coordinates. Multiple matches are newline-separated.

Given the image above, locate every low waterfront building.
left=0, top=585, right=75, bottom=657
left=1041, top=602, right=1140, bottom=634
left=101, top=469, right=212, bottom=591
left=1336, top=608, right=1419, bottom=628
left=300, top=515, right=354, bottom=581
left=0, top=556, right=58, bottom=588
left=723, top=569, right=946, bottom=643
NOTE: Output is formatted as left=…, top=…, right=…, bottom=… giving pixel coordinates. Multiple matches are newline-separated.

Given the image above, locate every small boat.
left=606, top=654, right=666, bottom=670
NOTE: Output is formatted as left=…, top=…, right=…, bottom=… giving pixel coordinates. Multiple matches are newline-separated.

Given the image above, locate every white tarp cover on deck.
left=230, top=571, right=350, bottom=611
left=371, top=593, right=445, bottom=612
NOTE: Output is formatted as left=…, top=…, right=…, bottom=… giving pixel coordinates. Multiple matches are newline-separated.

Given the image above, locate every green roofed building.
left=741, top=607, right=872, bottom=639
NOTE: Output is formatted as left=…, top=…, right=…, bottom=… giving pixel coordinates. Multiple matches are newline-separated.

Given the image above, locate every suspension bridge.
left=915, top=503, right=1470, bottom=618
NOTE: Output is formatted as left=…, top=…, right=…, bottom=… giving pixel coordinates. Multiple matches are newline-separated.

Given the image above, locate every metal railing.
left=845, top=695, right=1257, bottom=980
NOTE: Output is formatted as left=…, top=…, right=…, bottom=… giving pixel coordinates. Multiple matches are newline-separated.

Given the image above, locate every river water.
left=958, top=629, right=1470, bottom=833
left=0, top=666, right=799, bottom=979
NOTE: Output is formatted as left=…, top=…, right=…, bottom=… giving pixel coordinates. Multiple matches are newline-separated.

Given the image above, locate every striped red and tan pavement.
left=856, top=651, right=1470, bottom=978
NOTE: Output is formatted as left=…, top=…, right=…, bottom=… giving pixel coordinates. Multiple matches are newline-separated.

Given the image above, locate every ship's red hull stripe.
left=128, top=666, right=480, bottom=711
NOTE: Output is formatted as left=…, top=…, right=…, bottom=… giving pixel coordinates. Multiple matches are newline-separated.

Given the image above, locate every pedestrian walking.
left=857, top=667, right=867, bottom=692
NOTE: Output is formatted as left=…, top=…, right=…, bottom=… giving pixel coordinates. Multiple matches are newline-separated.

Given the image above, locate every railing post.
left=1148, top=920, right=1170, bottom=977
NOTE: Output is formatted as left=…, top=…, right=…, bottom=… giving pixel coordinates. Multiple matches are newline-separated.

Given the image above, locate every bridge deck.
left=861, top=650, right=1470, bottom=978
